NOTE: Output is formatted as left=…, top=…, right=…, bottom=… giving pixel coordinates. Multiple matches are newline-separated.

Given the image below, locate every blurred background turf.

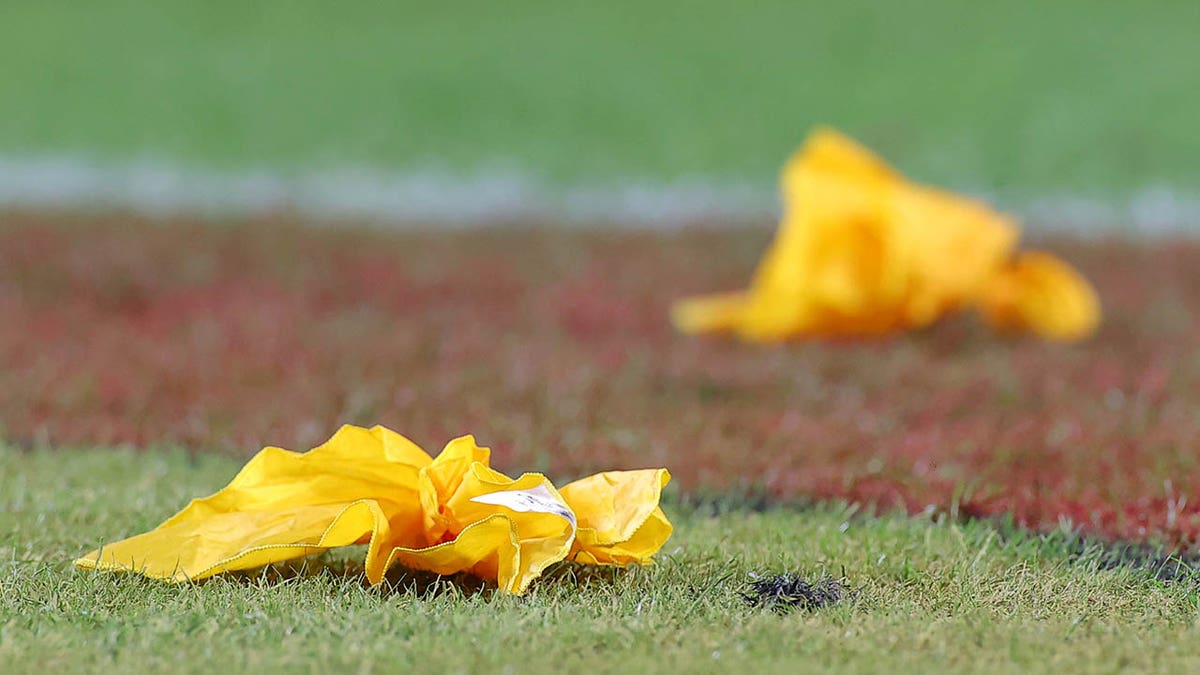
left=2, top=1, right=1197, bottom=197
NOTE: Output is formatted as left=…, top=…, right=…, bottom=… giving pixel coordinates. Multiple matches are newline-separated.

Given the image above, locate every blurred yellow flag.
left=76, top=425, right=672, bottom=595
left=672, top=128, right=1100, bottom=342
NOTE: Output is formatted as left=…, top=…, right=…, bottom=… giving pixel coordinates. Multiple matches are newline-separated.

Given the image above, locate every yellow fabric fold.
left=76, top=425, right=672, bottom=595
left=671, top=127, right=1100, bottom=342
left=559, top=469, right=674, bottom=566
left=977, top=250, right=1102, bottom=341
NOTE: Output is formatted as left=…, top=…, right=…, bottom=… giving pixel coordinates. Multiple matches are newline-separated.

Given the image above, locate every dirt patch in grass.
left=743, top=572, right=849, bottom=612
left=4, top=211, right=1200, bottom=548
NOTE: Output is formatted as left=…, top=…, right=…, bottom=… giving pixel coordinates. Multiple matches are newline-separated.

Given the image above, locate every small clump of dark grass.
left=742, top=572, right=848, bottom=613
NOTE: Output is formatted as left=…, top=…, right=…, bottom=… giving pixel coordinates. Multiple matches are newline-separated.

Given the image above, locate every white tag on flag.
left=470, top=484, right=577, bottom=529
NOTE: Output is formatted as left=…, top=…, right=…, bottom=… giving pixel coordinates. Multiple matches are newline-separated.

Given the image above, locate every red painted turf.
left=3, top=213, right=1200, bottom=547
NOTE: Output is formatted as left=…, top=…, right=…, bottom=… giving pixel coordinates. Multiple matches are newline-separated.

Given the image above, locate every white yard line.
left=0, top=155, right=1196, bottom=233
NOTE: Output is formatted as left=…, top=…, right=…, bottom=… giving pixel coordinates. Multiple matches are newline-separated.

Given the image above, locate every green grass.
left=2, top=1, right=1198, bottom=196
left=5, top=444, right=1200, bottom=673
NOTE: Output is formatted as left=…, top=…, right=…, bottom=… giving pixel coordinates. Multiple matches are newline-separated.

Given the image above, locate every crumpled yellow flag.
left=671, top=127, right=1100, bottom=342
left=76, top=425, right=672, bottom=595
